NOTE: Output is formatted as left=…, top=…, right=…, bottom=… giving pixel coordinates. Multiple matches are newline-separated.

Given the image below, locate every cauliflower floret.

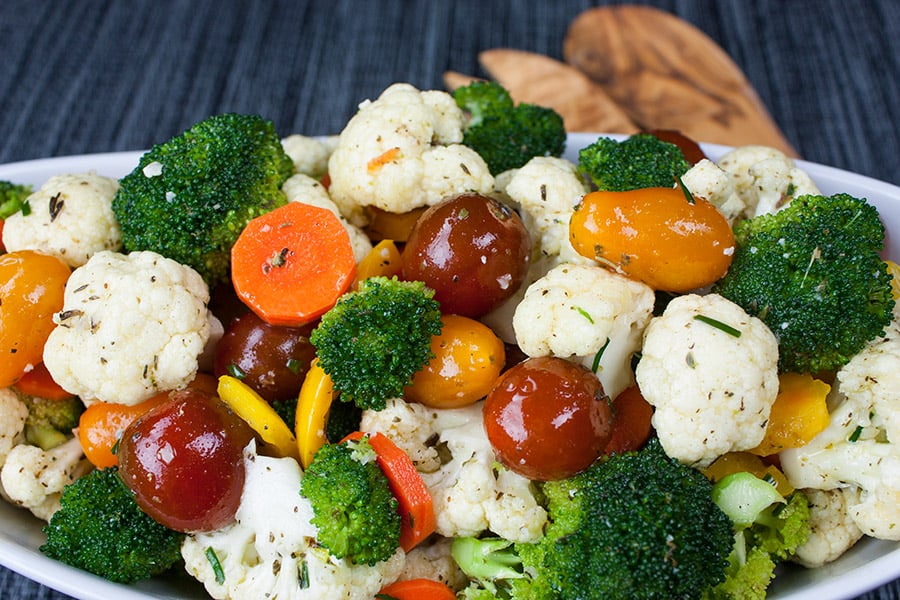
left=512, top=263, right=655, bottom=400
left=362, top=397, right=547, bottom=543
left=716, top=145, right=820, bottom=217
left=395, top=536, right=468, bottom=592
left=792, top=488, right=864, bottom=568
left=680, top=159, right=746, bottom=223
left=0, top=436, right=91, bottom=521
left=635, top=293, right=780, bottom=468
left=780, top=315, right=900, bottom=540
left=282, top=173, right=373, bottom=263
left=0, top=388, right=28, bottom=467
left=281, top=134, right=338, bottom=179
left=2, top=172, right=121, bottom=267
left=42, top=250, right=211, bottom=406
left=327, top=83, right=493, bottom=225
left=502, top=156, right=590, bottom=261
left=182, top=443, right=404, bottom=600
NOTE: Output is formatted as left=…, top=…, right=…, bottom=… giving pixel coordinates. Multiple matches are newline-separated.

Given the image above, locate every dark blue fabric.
left=0, top=0, right=898, bottom=598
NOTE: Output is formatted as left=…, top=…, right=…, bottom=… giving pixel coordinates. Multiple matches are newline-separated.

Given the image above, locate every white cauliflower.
left=500, top=156, right=590, bottom=261
left=361, top=397, right=547, bottom=543
left=792, top=488, right=864, bottom=568
left=0, top=436, right=91, bottom=521
left=42, top=250, right=212, bottom=406
left=327, top=83, right=493, bottom=225
left=635, top=293, right=780, bottom=468
left=281, top=134, right=338, bottom=178
left=512, top=262, right=655, bottom=400
left=182, top=443, right=404, bottom=600
left=2, top=172, right=121, bottom=267
left=780, top=314, right=900, bottom=540
left=679, top=158, right=746, bottom=223
left=716, top=145, right=820, bottom=217
left=282, top=173, right=373, bottom=263
left=0, top=388, right=28, bottom=467
left=395, top=536, right=468, bottom=592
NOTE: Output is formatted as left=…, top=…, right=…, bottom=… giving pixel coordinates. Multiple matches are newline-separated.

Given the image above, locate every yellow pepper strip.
left=296, top=358, right=336, bottom=469
left=886, top=260, right=900, bottom=301
left=353, top=239, right=402, bottom=290
left=217, top=375, right=299, bottom=461
left=701, top=452, right=794, bottom=497
left=749, top=372, right=831, bottom=457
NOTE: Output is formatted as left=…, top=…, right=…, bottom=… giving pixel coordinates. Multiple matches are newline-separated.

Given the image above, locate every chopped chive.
left=574, top=306, right=594, bottom=324
left=849, top=425, right=864, bottom=442
left=592, top=338, right=610, bottom=373
left=226, top=363, right=246, bottom=379
left=676, top=175, right=695, bottom=204
left=286, top=358, right=302, bottom=375
left=298, top=559, right=309, bottom=589
left=205, top=547, right=225, bottom=584
left=693, top=314, right=742, bottom=337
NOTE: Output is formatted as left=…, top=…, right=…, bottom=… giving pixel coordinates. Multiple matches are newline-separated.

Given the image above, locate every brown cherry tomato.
left=401, top=193, right=531, bottom=318
left=604, top=385, right=655, bottom=455
left=646, top=129, right=707, bottom=164
left=405, top=314, right=505, bottom=408
left=117, top=388, right=255, bottom=532
left=213, top=311, right=317, bottom=403
left=483, top=356, right=612, bottom=481
left=0, top=251, right=70, bottom=387
left=569, top=187, right=735, bottom=293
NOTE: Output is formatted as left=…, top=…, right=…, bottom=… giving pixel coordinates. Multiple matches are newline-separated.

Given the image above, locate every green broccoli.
left=578, top=133, right=691, bottom=191
left=41, top=467, right=185, bottom=584
left=0, top=180, right=32, bottom=219
left=713, top=193, right=895, bottom=373
left=705, top=472, right=811, bottom=600
left=111, top=113, right=295, bottom=285
left=309, top=276, right=442, bottom=411
left=454, top=439, right=734, bottom=599
left=18, top=392, right=84, bottom=450
left=453, top=80, right=566, bottom=175
left=299, top=436, right=400, bottom=566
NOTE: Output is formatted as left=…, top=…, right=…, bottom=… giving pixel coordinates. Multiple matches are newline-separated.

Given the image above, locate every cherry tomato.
left=604, top=385, right=655, bottom=455
left=401, top=193, right=531, bottom=318
left=646, top=129, right=707, bottom=164
left=0, top=250, right=70, bottom=387
left=569, top=187, right=734, bottom=292
left=213, top=311, right=317, bottom=403
left=117, top=388, right=255, bottom=532
left=483, top=356, right=613, bottom=481
left=405, top=314, right=505, bottom=408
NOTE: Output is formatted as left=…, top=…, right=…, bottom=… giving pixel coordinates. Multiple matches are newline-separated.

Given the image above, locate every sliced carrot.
left=295, top=358, right=336, bottom=469
left=604, top=385, right=654, bottom=455
left=344, top=431, right=436, bottom=552
left=353, top=239, right=402, bottom=290
left=231, top=201, right=356, bottom=327
left=377, top=578, right=456, bottom=600
left=13, top=362, right=74, bottom=400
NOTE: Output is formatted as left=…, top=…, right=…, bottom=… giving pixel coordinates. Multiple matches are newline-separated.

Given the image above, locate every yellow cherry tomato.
left=569, top=187, right=735, bottom=292
left=405, top=314, right=505, bottom=409
left=217, top=375, right=299, bottom=461
left=0, top=250, right=71, bottom=387
left=354, top=239, right=402, bottom=289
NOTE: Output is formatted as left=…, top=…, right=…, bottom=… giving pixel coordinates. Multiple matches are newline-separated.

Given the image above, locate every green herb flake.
left=849, top=425, right=864, bottom=443
left=226, top=363, right=247, bottom=379
left=205, top=546, right=226, bottom=584
left=286, top=358, right=302, bottom=375
left=592, top=338, right=611, bottom=373
left=574, top=306, right=594, bottom=324
left=693, top=314, right=742, bottom=337
left=676, top=175, right=695, bottom=204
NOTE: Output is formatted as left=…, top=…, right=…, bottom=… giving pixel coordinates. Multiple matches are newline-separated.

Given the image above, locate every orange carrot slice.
left=377, top=578, right=456, bottom=600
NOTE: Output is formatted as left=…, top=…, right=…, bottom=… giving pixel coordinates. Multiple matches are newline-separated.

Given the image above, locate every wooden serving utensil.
left=563, top=5, right=797, bottom=156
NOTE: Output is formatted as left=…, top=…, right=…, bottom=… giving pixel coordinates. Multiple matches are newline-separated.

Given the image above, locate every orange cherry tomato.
left=365, top=206, right=427, bottom=242
left=405, top=314, right=505, bottom=408
left=569, top=187, right=734, bottom=293
left=353, top=239, right=402, bottom=289
left=0, top=250, right=71, bottom=387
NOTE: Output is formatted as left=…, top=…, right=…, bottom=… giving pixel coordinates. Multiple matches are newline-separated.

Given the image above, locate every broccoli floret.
left=309, top=276, right=442, bottom=411
left=111, top=113, right=294, bottom=285
left=41, top=467, right=185, bottom=584
left=299, top=436, right=400, bottom=566
left=578, top=133, right=691, bottom=191
left=453, top=80, right=566, bottom=175
left=714, top=193, right=895, bottom=373
left=705, top=472, right=811, bottom=600
left=18, top=393, right=84, bottom=450
left=0, top=180, right=32, bottom=219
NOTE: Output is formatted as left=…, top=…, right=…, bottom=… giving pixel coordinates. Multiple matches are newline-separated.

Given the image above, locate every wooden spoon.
left=444, top=52, right=639, bottom=134
left=563, top=5, right=797, bottom=156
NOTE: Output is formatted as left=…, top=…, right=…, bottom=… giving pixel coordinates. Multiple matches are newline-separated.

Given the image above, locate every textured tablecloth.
left=0, top=1, right=898, bottom=598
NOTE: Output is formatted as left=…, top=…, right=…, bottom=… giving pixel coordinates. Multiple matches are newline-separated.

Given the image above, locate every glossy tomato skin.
left=117, top=388, right=255, bottom=532
left=213, top=311, right=317, bottom=403
left=400, top=193, right=531, bottom=318
left=483, top=356, right=613, bottom=481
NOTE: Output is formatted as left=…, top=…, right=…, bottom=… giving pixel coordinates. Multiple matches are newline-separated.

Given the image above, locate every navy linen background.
left=1, top=0, right=899, bottom=598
